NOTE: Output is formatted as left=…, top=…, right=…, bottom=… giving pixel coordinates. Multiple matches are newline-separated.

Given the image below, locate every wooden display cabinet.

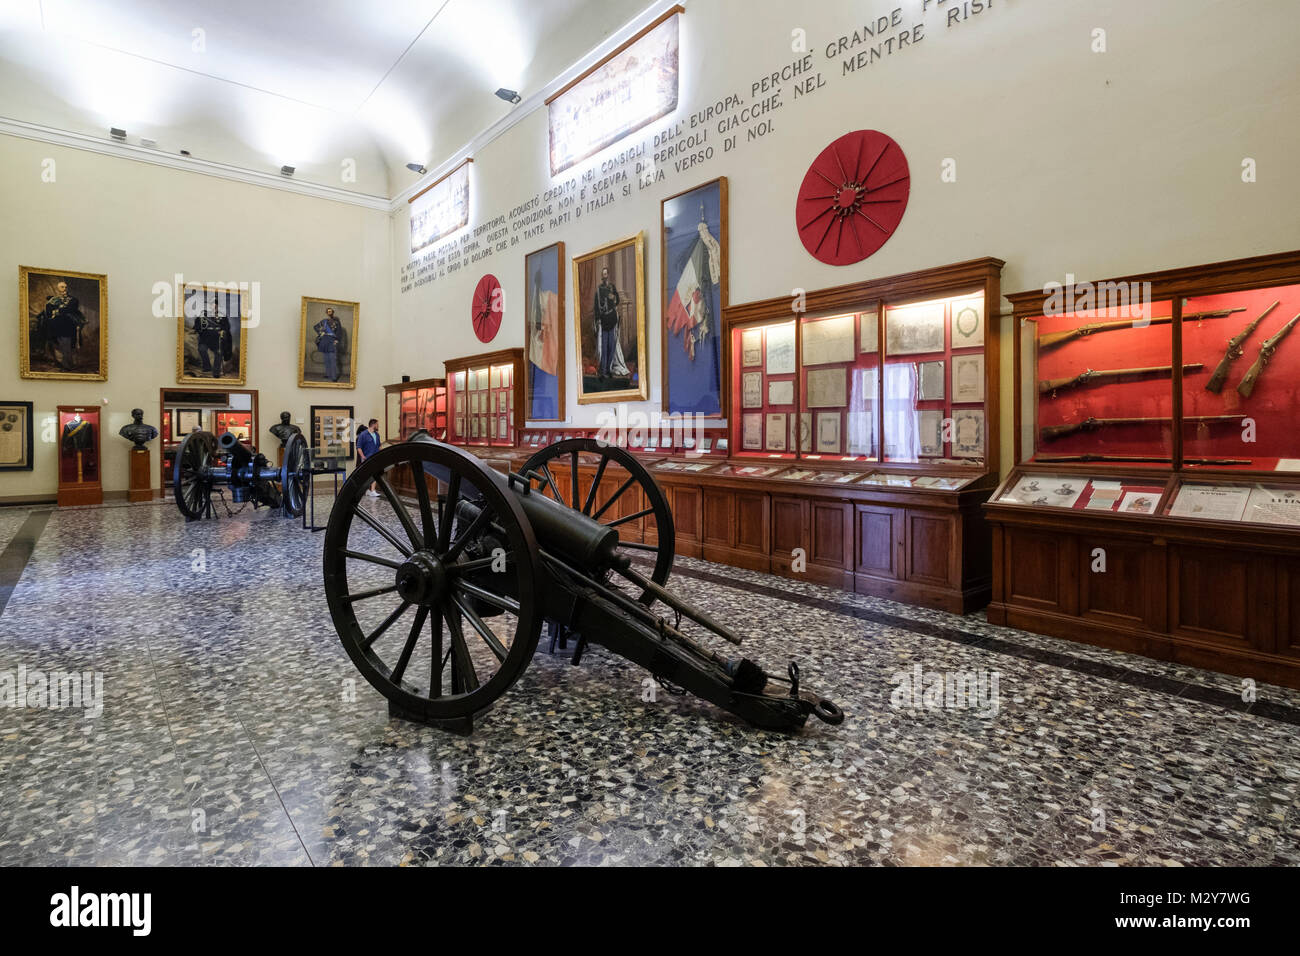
left=445, top=348, right=525, bottom=448
left=56, top=405, right=103, bottom=507
left=990, top=248, right=1300, bottom=687
left=383, top=377, right=448, bottom=444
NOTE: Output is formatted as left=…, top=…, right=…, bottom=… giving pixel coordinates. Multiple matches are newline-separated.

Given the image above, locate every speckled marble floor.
left=1, top=497, right=1298, bottom=866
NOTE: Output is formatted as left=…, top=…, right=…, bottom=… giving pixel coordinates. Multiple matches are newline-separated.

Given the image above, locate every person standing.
left=356, top=418, right=381, bottom=497
left=593, top=266, right=620, bottom=381
left=314, top=307, right=345, bottom=382
left=38, top=280, right=86, bottom=371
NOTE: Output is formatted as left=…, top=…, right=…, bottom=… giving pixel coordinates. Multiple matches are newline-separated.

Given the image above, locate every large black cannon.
left=173, top=429, right=311, bottom=520
left=322, top=435, right=844, bottom=733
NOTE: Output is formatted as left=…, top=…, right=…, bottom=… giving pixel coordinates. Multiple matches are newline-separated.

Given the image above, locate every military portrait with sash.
left=299, top=297, right=359, bottom=389
left=19, top=266, right=108, bottom=381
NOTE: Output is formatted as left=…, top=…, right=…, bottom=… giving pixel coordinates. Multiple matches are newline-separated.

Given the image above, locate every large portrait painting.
left=176, top=284, right=247, bottom=385
left=0, top=401, right=34, bottom=471
left=573, top=233, right=648, bottom=404
left=661, top=177, right=727, bottom=416
left=19, top=266, right=107, bottom=381
left=300, top=297, right=358, bottom=388
left=524, top=242, right=565, bottom=420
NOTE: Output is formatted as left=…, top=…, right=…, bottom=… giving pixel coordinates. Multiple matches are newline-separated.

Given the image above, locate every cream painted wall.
left=391, top=0, right=1300, bottom=474
left=0, top=134, right=394, bottom=498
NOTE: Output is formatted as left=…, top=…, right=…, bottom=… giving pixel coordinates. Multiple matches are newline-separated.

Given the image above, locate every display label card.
left=1276, top=459, right=1300, bottom=472
left=1168, top=484, right=1249, bottom=521
left=1243, top=485, right=1300, bottom=526
left=1118, top=491, right=1160, bottom=515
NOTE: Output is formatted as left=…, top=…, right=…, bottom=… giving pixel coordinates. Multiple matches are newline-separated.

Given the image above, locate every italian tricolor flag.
left=666, top=234, right=714, bottom=361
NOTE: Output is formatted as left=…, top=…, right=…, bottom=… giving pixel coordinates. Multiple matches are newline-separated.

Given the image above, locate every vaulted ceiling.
left=0, top=0, right=652, bottom=198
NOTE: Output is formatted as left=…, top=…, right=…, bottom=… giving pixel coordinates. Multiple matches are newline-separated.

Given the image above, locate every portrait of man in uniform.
left=177, top=285, right=246, bottom=384
left=19, top=266, right=108, bottom=381
left=572, top=233, right=647, bottom=404
left=299, top=297, right=358, bottom=389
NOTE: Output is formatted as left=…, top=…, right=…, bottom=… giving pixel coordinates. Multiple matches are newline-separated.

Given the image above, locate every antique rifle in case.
left=1037, top=308, right=1243, bottom=351
left=1040, top=414, right=1246, bottom=443
left=1038, top=363, right=1203, bottom=397
left=1237, top=310, right=1300, bottom=398
left=1205, top=300, right=1279, bottom=393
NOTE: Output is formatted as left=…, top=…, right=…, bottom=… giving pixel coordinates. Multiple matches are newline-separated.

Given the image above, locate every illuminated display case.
left=991, top=249, right=1300, bottom=688
left=213, top=410, right=252, bottom=444
left=445, top=348, right=524, bottom=448
left=57, top=405, right=102, bottom=506
left=383, top=376, right=447, bottom=444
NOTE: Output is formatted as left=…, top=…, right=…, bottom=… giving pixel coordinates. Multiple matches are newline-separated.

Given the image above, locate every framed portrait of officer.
left=572, top=232, right=648, bottom=404
left=176, top=284, right=247, bottom=385
left=299, top=296, right=358, bottom=389
left=19, top=266, right=108, bottom=381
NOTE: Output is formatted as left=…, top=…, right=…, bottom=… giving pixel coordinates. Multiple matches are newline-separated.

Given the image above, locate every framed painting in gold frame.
left=19, top=265, right=108, bottom=381
left=573, top=232, right=648, bottom=404
left=299, top=296, right=359, bottom=388
left=176, top=284, right=248, bottom=385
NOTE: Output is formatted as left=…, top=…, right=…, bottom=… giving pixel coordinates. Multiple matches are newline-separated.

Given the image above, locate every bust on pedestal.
left=270, top=411, right=303, bottom=466
left=119, top=408, right=158, bottom=502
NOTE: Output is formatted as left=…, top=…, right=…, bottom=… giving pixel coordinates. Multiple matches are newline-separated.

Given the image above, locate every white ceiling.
left=0, top=0, right=653, bottom=197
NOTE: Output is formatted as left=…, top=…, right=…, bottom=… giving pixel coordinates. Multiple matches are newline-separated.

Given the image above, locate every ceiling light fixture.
left=280, top=165, right=295, bottom=177
left=109, top=127, right=126, bottom=142
left=495, top=88, right=522, bottom=105
left=406, top=163, right=427, bottom=174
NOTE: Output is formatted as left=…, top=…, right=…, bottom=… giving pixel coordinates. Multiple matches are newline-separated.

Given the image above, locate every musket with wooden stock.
left=1036, top=454, right=1252, bottom=466
left=1040, top=414, right=1245, bottom=443
left=1037, top=308, right=1244, bottom=351
left=1236, top=310, right=1300, bottom=399
left=1038, top=363, right=1203, bottom=397
left=1205, top=300, right=1279, bottom=393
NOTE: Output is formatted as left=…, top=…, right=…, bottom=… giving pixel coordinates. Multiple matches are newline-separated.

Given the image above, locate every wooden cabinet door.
left=810, top=500, right=852, bottom=573
left=855, top=505, right=903, bottom=581
left=733, top=492, right=770, bottom=557
left=904, top=510, right=955, bottom=587
left=1168, top=545, right=1268, bottom=650
left=702, top=489, right=732, bottom=549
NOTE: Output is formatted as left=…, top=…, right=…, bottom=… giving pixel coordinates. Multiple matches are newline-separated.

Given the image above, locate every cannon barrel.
left=218, top=430, right=253, bottom=470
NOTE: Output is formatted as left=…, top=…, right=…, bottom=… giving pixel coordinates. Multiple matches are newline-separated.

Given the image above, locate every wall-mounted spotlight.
left=140, top=137, right=157, bottom=149
left=280, top=165, right=295, bottom=177
left=109, top=127, right=126, bottom=141
left=179, top=149, right=191, bottom=156
left=406, top=162, right=427, bottom=174
left=495, top=88, right=522, bottom=105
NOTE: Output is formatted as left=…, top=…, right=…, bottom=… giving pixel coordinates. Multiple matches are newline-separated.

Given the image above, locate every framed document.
left=919, top=361, right=945, bottom=401
left=951, top=295, right=985, bottom=348
left=815, top=412, right=841, bottom=454
left=498, top=414, right=507, bottom=438
left=765, top=413, right=787, bottom=451
left=454, top=394, right=465, bottom=415
left=917, top=409, right=944, bottom=458
left=953, top=409, right=985, bottom=459
left=741, top=371, right=763, bottom=408
left=806, top=367, right=847, bottom=408
left=952, top=354, right=985, bottom=402
left=768, top=379, right=794, bottom=406
left=177, top=408, right=202, bottom=434
left=742, top=413, right=763, bottom=449
left=1244, top=486, right=1300, bottom=526
left=490, top=366, right=502, bottom=389
left=765, top=323, right=796, bottom=375
left=801, top=314, right=855, bottom=366
left=1168, top=484, right=1250, bottom=521
left=0, top=401, right=34, bottom=471
left=741, top=328, right=763, bottom=367
left=845, top=411, right=876, bottom=457
left=885, top=300, right=946, bottom=355
left=860, top=311, right=879, bottom=354
left=789, top=412, right=811, bottom=452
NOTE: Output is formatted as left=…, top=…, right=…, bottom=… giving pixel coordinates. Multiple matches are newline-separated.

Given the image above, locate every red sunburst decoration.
left=795, top=130, right=910, bottom=266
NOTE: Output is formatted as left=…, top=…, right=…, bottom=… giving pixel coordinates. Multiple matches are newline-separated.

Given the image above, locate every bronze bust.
left=270, top=411, right=303, bottom=446
left=118, top=408, right=158, bottom=449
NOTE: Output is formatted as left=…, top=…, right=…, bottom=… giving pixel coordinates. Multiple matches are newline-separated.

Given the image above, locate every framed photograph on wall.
left=19, top=266, right=108, bottom=381
left=573, top=232, right=648, bottom=404
left=525, top=241, right=566, bottom=421
left=177, top=284, right=247, bottom=385
left=0, top=401, right=34, bottom=471
left=176, top=408, right=202, bottom=435
left=662, top=177, right=727, bottom=416
left=310, top=404, right=355, bottom=460
left=885, top=299, right=945, bottom=356
left=300, top=297, right=359, bottom=388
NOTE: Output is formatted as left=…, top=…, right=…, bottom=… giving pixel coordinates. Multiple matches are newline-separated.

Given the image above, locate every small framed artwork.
left=816, top=412, right=841, bottom=454
left=859, top=310, right=879, bottom=354
left=574, top=232, right=649, bottom=404
left=806, top=367, right=847, bottom=408
left=20, top=266, right=109, bottom=381
left=951, top=295, right=985, bottom=348
left=662, top=177, right=727, bottom=417
left=177, top=284, right=248, bottom=384
left=765, top=413, right=787, bottom=451
left=765, top=323, right=796, bottom=375
left=525, top=241, right=566, bottom=421
left=741, top=371, right=763, bottom=408
left=919, top=361, right=945, bottom=401
left=953, top=409, right=985, bottom=459
left=917, top=409, right=944, bottom=458
left=885, top=299, right=946, bottom=355
left=0, top=401, right=35, bottom=470
left=741, top=328, right=763, bottom=367
left=176, top=408, right=202, bottom=435
left=768, top=379, right=794, bottom=406
left=311, top=404, right=355, bottom=459
left=952, top=354, right=985, bottom=402
left=300, top=297, right=359, bottom=388
left=742, top=413, right=763, bottom=450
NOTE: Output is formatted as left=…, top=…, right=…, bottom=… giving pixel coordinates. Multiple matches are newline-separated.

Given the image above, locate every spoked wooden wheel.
left=522, top=438, right=674, bottom=604
left=280, top=432, right=312, bottom=518
left=323, top=441, right=542, bottom=723
left=173, top=430, right=216, bottom=520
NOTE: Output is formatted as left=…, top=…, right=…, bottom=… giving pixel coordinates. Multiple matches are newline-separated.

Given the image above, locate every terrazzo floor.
left=1, top=496, right=1298, bottom=866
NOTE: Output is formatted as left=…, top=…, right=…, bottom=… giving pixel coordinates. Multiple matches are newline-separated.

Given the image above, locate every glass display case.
left=57, top=404, right=102, bottom=506
left=213, top=410, right=252, bottom=443
left=383, top=376, right=447, bottom=444
left=445, top=348, right=524, bottom=448
left=310, top=404, right=355, bottom=460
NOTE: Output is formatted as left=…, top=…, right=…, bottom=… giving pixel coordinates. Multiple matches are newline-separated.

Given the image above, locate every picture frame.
left=574, top=232, right=648, bottom=404
left=917, top=409, right=944, bottom=458
left=764, top=323, right=796, bottom=375
left=19, top=265, right=108, bottom=381
left=952, top=353, right=985, bottom=403
left=176, top=408, right=202, bottom=435
left=299, top=297, right=359, bottom=388
left=524, top=241, right=566, bottom=421
left=0, top=401, right=35, bottom=471
left=662, top=177, right=727, bottom=417
left=815, top=411, right=841, bottom=454
left=765, top=413, right=787, bottom=452
left=951, top=294, right=985, bottom=348
left=177, top=284, right=248, bottom=385
left=953, top=408, right=985, bottom=459
left=310, top=404, right=356, bottom=460
left=741, top=328, right=763, bottom=367
left=885, top=299, right=946, bottom=356
left=741, top=371, right=763, bottom=408
left=919, top=360, right=946, bottom=401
